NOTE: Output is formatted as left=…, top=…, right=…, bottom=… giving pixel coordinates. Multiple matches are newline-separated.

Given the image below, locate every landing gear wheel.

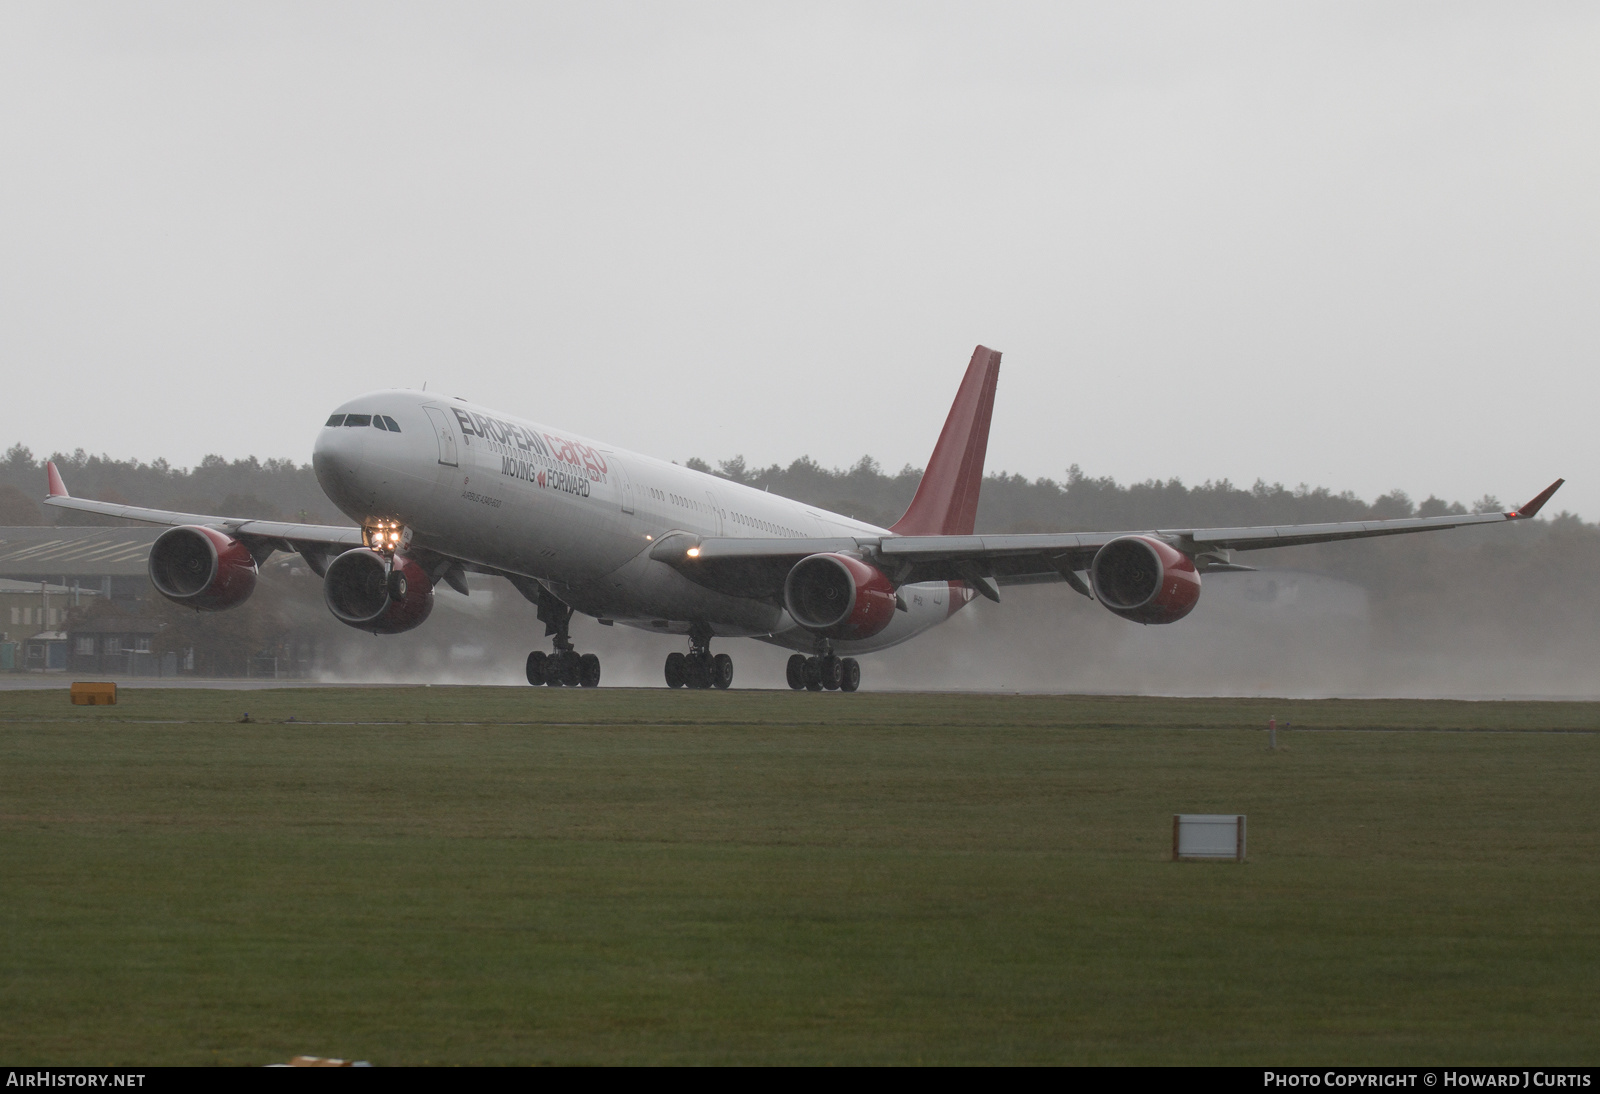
left=526, top=651, right=547, bottom=686
left=802, top=656, right=823, bottom=691
left=551, top=656, right=570, bottom=686
left=686, top=652, right=712, bottom=690
left=712, top=653, right=734, bottom=690
left=579, top=653, right=601, bottom=688
left=786, top=654, right=807, bottom=690
left=665, top=651, right=687, bottom=689
left=557, top=650, right=581, bottom=687
left=387, top=570, right=408, bottom=599
left=840, top=657, right=861, bottom=692
left=820, top=655, right=844, bottom=691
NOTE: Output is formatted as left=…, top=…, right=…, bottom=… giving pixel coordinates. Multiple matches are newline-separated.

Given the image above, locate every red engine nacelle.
left=148, top=525, right=259, bottom=611
left=323, top=549, right=434, bottom=634
left=1089, top=535, right=1201, bottom=624
left=784, top=553, right=897, bottom=640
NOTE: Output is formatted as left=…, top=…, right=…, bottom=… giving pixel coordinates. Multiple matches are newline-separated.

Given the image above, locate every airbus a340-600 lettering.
left=44, top=347, right=1563, bottom=691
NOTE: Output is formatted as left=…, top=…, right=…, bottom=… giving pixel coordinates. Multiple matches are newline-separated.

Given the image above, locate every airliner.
left=43, top=347, right=1563, bottom=691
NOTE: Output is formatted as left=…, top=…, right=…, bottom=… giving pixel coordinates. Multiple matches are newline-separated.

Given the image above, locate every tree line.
left=3, top=440, right=1531, bottom=533
left=0, top=444, right=341, bottom=527
left=685, top=454, right=1507, bottom=535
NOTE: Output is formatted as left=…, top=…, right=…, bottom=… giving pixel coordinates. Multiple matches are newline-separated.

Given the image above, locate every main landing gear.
left=521, top=583, right=602, bottom=688
left=527, top=648, right=601, bottom=688
left=786, top=651, right=861, bottom=692
left=665, top=624, right=733, bottom=690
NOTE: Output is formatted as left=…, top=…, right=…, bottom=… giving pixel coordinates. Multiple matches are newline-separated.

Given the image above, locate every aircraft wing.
left=656, top=479, right=1565, bottom=602
left=41, top=461, right=364, bottom=569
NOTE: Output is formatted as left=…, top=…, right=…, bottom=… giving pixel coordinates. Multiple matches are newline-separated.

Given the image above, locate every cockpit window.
left=325, top=414, right=345, bottom=427
left=344, top=414, right=372, bottom=427
left=382, top=415, right=401, bottom=432
left=372, top=415, right=388, bottom=431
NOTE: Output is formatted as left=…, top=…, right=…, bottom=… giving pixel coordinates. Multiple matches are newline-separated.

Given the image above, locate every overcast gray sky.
left=2, top=2, right=1596, bottom=516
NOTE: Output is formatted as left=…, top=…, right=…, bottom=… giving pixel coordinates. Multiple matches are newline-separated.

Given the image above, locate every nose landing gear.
left=665, top=624, right=733, bottom=689
left=786, top=651, right=861, bottom=692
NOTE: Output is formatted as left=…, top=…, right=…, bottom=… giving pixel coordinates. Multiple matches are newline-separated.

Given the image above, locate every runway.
left=0, top=676, right=400, bottom=691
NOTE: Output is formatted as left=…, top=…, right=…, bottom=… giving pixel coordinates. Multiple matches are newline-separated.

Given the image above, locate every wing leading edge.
left=658, top=479, right=1566, bottom=601
left=41, top=462, right=364, bottom=566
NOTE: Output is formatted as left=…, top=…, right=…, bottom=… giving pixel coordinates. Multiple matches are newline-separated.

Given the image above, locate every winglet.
left=1508, top=478, right=1563, bottom=519
left=45, top=461, right=68, bottom=498
left=890, top=345, right=1001, bottom=537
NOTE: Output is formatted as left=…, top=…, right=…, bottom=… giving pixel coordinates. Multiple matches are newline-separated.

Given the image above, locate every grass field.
left=1, top=686, right=1598, bottom=1065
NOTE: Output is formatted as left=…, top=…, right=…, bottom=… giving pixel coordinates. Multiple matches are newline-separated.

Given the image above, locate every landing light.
left=365, top=520, right=406, bottom=553
left=687, top=547, right=700, bottom=558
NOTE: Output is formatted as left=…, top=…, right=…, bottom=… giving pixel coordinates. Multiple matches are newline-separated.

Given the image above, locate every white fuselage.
left=311, top=390, right=972, bottom=654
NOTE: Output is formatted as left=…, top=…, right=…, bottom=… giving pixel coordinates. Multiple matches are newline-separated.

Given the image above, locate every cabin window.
left=344, top=414, right=372, bottom=427
left=325, top=414, right=345, bottom=427
left=383, top=416, right=401, bottom=432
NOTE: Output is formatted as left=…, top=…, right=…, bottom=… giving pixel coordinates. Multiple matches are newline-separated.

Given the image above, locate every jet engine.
left=783, top=553, right=897, bottom=640
left=323, top=548, right=434, bottom=634
left=1090, top=535, right=1201, bottom=624
left=148, top=525, right=259, bottom=611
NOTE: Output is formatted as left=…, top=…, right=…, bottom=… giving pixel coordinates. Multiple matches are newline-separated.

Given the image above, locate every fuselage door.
left=704, top=489, right=725, bottom=536
left=422, top=406, right=458, bottom=467
left=606, top=452, right=635, bottom=514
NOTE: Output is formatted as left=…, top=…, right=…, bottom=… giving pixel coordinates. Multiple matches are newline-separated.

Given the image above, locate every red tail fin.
left=890, top=345, right=1001, bottom=537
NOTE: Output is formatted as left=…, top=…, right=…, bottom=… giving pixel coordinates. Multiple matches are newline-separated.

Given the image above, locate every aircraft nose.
left=312, top=419, right=351, bottom=472
left=312, top=417, right=368, bottom=513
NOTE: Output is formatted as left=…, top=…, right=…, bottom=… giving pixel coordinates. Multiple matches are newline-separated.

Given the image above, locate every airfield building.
left=66, top=615, right=170, bottom=676
left=0, top=526, right=160, bottom=605
left=0, top=576, right=102, bottom=671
